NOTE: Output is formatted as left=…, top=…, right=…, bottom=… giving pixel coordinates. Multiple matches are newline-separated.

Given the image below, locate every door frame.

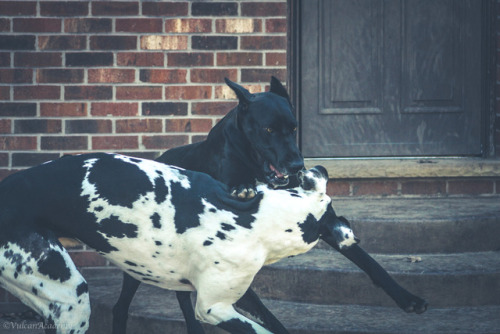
left=287, top=0, right=497, bottom=158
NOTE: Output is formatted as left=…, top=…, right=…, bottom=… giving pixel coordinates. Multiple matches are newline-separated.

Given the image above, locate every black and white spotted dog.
left=0, top=153, right=357, bottom=334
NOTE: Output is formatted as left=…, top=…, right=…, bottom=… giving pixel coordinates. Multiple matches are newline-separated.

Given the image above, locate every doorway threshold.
left=304, top=157, right=500, bottom=179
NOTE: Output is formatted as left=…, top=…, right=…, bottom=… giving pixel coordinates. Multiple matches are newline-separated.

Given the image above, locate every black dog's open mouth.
left=267, top=163, right=289, bottom=187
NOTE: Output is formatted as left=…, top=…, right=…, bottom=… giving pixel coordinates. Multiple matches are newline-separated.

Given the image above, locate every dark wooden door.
left=300, top=0, right=483, bottom=157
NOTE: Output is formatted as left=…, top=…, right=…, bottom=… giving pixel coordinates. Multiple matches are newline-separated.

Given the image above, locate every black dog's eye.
left=292, top=127, right=297, bottom=132
left=265, top=127, right=274, bottom=134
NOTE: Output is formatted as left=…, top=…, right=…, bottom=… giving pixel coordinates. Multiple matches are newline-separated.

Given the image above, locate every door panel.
left=300, top=0, right=483, bottom=157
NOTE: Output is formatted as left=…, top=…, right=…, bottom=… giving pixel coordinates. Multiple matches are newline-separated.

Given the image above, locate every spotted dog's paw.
left=230, top=184, right=257, bottom=199
left=397, top=292, right=428, bottom=314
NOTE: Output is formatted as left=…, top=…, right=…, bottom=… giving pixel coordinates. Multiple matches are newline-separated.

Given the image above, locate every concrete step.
left=253, top=249, right=500, bottom=307
left=85, top=270, right=500, bottom=334
left=328, top=197, right=500, bottom=253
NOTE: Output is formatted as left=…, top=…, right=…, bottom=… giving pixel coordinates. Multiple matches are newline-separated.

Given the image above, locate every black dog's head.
left=225, top=77, right=304, bottom=188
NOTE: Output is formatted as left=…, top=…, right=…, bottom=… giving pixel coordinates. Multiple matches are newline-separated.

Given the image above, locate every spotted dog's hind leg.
left=0, top=231, right=90, bottom=334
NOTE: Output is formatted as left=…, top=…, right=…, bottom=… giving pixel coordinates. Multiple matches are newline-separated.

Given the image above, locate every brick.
left=242, top=2, right=286, bottom=16
left=241, top=36, right=286, bottom=50
left=0, top=36, right=35, bottom=50
left=14, top=86, right=60, bottom=100
left=66, top=52, right=113, bottom=67
left=14, top=119, right=62, bottom=134
left=65, top=86, right=112, bottom=100
left=91, top=2, right=138, bottom=16
left=192, top=36, right=237, bottom=50
left=448, top=179, right=494, bottom=195
left=191, top=68, right=237, bottom=83
left=90, top=36, right=137, bottom=50
left=88, top=69, right=135, bottom=83
left=0, top=69, right=32, bottom=83
left=12, top=153, right=60, bottom=167
left=69, top=251, right=107, bottom=267
left=41, top=136, right=87, bottom=150
left=192, top=102, right=237, bottom=116
left=91, top=103, right=138, bottom=116
left=0, top=87, right=9, bottom=100
left=37, top=69, right=84, bottom=83
left=92, top=136, right=138, bottom=150
left=241, top=69, right=287, bottom=83
left=165, top=119, right=213, bottom=133
left=167, top=53, right=213, bottom=67
left=401, top=180, right=446, bottom=195
left=165, top=19, right=211, bottom=33
left=266, top=52, right=287, bottom=66
left=140, top=36, right=188, bottom=50
left=327, top=180, right=350, bottom=197
left=40, top=2, right=89, bottom=16
left=116, top=86, right=162, bottom=100
left=192, top=2, right=238, bottom=16
left=117, top=52, right=164, bottom=67
left=116, top=119, right=163, bottom=133
left=165, top=86, right=212, bottom=100
left=41, top=103, right=87, bottom=117
left=0, top=2, right=36, bottom=16
left=139, top=69, right=187, bottom=84
left=352, top=181, right=398, bottom=196
left=116, top=18, right=163, bottom=33
left=0, top=103, right=36, bottom=117
left=217, top=52, right=262, bottom=66
left=142, top=102, right=188, bottom=116
left=39, top=36, right=86, bottom=50
left=0, top=19, right=9, bottom=32
left=0, top=136, right=37, bottom=150
left=266, top=18, right=287, bottom=33
left=216, top=19, right=262, bottom=33
left=15, top=52, right=62, bottom=67
left=142, top=135, right=188, bottom=150
left=13, top=18, right=61, bottom=33
left=66, top=119, right=112, bottom=134
left=142, top=2, right=188, bottom=16
left=65, top=18, right=112, bottom=33
left=0, top=52, right=10, bottom=67
left=0, top=120, right=11, bottom=133
left=0, top=153, right=8, bottom=167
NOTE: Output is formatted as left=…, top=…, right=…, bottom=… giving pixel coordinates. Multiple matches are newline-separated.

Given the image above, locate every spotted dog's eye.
left=265, top=127, right=274, bottom=134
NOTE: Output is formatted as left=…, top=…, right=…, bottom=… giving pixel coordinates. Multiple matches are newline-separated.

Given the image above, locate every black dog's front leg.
left=176, top=291, right=205, bottom=334
left=112, top=273, right=141, bottom=334
left=340, top=244, right=428, bottom=314
left=220, top=158, right=257, bottom=199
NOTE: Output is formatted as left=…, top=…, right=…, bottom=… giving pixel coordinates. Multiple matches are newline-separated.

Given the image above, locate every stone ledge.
left=305, top=158, right=500, bottom=179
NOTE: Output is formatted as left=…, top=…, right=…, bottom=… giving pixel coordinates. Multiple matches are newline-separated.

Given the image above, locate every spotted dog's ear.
left=299, top=166, right=328, bottom=193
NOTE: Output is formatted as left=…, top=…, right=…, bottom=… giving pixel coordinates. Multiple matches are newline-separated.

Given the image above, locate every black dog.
left=113, top=77, right=427, bottom=334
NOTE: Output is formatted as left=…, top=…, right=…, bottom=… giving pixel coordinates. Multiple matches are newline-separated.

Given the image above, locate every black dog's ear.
left=269, top=76, right=290, bottom=99
left=225, top=77, right=253, bottom=106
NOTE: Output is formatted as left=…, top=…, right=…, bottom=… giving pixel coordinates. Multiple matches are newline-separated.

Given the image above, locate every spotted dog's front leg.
left=195, top=271, right=272, bottom=334
left=196, top=301, right=271, bottom=334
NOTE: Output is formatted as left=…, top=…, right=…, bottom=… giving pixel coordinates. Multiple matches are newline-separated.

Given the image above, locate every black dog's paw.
left=398, top=292, right=428, bottom=314
left=230, top=184, right=257, bottom=199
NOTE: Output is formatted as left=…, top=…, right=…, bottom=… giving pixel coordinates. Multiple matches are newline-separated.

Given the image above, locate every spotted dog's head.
left=298, top=165, right=328, bottom=194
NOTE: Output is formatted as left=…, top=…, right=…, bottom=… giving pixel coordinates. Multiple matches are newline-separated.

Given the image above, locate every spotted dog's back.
left=0, top=153, right=337, bottom=333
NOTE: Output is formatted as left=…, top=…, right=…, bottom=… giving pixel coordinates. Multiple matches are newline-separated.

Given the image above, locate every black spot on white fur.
left=37, top=249, right=71, bottom=283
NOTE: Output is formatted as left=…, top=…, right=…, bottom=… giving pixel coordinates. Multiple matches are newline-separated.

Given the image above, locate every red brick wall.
left=0, top=1, right=287, bottom=181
